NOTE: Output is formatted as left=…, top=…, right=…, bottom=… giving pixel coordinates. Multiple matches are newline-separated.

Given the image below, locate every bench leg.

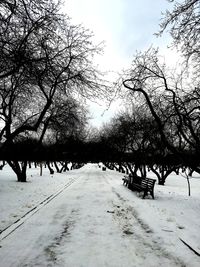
left=128, top=182, right=131, bottom=189
left=142, top=190, right=147, bottom=199
left=151, top=191, right=154, bottom=199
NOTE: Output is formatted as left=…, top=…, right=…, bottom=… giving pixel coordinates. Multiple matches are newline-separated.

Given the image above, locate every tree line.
left=0, top=0, right=108, bottom=181
left=99, top=0, right=200, bottom=185
left=1, top=0, right=200, bottom=185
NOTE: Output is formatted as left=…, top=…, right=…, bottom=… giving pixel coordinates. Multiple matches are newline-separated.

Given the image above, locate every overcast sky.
left=64, top=0, right=176, bottom=128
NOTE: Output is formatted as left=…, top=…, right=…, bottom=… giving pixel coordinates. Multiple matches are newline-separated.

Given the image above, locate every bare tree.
left=39, top=96, right=88, bottom=145
left=121, top=48, right=200, bottom=171
left=0, top=0, right=108, bottom=181
left=159, top=0, right=200, bottom=70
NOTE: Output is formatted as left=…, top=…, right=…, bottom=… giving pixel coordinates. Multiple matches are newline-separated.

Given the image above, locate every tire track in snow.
left=109, top=184, right=187, bottom=267
left=0, top=176, right=79, bottom=241
left=42, top=209, right=79, bottom=267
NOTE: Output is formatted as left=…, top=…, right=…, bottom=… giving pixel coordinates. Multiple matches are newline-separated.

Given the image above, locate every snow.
left=0, top=163, right=200, bottom=266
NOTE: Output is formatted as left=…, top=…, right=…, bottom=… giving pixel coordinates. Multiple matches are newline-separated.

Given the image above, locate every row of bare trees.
left=1, top=0, right=199, bottom=184
left=100, top=0, right=200, bottom=184
left=0, top=0, right=108, bottom=181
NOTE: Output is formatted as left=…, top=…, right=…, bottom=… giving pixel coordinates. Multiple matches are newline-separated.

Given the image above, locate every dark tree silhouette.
left=0, top=0, right=107, bottom=181
left=121, top=48, right=200, bottom=173
left=159, top=0, right=200, bottom=69
left=39, top=96, right=88, bottom=145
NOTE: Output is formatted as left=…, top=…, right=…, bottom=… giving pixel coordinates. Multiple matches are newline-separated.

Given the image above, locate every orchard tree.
left=159, top=0, right=200, bottom=69
left=39, top=96, right=88, bottom=145
left=0, top=0, right=108, bottom=181
left=121, top=48, right=200, bottom=172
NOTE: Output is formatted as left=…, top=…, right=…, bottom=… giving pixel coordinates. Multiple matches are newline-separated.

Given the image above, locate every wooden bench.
left=122, top=175, right=156, bottom=199
left=131, top=178, right=156, bottom=199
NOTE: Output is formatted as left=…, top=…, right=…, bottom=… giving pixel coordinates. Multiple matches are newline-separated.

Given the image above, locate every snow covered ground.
left=0, top=163, right=200, bottom=266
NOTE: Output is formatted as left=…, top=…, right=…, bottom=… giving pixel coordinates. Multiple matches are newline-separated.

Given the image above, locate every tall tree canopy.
left=159, top=0, right=200, bottom=69
left=0, top=0, right=107, bottom=181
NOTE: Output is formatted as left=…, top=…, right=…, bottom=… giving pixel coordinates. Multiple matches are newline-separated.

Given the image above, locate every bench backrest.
left=141, top=178, right=156, bottom=189
left=128, top=175, right=141, bottom=184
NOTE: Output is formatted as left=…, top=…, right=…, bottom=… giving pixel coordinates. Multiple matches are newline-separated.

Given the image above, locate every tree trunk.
left=0, top=160, right=6, bottom=170
left=126, top=162, right=134, bottom=175
left=150, top=164, right=177, bottom=185
left=186, top=175, right=191, bottom=196
left=122, top=162, right=129, bottom=174
left=40, top=163, right=43, bottom=176
left=46, top=161, right=54, bottom=174
left=63, top=161, right=69, bottom=172
left=139, top=164, right=147, bottom=178
left=7, top=160, right=28, bottom=182
left=133, top=163, right=139, bottom=176
left=149, top=165, right=162, bottom=184
left=54, top=161, right=61, bottom=173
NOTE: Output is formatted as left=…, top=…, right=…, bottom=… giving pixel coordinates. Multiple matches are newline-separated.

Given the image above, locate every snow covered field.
left=0, top=163, right=200, bottom=266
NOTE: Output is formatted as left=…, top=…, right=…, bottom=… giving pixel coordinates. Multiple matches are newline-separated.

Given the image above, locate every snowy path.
left=0, top=165, right=192, bottom=266
left=0, top=175, right=79, bottom=241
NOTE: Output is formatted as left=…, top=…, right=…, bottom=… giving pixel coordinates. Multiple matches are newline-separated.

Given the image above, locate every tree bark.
left=46, top=161, right=54, bottom=174
left=7, top=160, right=28, bottom=182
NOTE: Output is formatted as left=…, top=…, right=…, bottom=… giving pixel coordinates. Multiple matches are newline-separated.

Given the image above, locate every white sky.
left=64, top=0, right=177, bottom=128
